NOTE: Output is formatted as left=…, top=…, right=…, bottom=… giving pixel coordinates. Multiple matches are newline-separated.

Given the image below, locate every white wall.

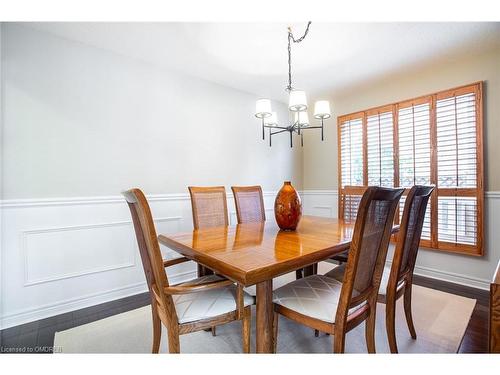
left=0, top=24, right=302, bottom=328
left=2, top=24, right=302, bottom=199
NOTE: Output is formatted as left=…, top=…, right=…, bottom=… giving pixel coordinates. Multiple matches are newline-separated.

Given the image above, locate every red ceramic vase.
left=274, top=181, right=302, bottom=231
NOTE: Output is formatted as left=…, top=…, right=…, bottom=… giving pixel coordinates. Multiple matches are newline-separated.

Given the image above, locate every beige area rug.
left=55, top=268, right=476, bottom=353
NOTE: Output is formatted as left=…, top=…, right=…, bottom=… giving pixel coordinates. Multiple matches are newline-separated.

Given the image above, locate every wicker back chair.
left=325, top=185, right=434, bottom=353
left=188, top=186, right=229, bottom=278
left=273, top=186, right=403, bottom=353
left=188, top=186, right=229, bottom=229
left=123, top=188, right=252, bottom=353
left=380, top=185, right=434, bottom=352
left=231, top=185, right=266, bottom=224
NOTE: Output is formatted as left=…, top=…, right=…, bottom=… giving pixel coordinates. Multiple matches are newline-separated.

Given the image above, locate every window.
left=337, top=82, right=483, bottom=256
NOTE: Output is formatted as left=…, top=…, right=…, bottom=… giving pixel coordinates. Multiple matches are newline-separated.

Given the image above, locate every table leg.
left=303, top=263, right=318, bottom=277
left=256, top=279, right=274, bottom=353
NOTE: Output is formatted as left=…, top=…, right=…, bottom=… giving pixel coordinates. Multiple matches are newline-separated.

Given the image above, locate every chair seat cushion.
left=272, top=275, right=363, bottom=323
left=325, top=264, right=403, bottom=296
left=173, top=275, right=254, bottom=324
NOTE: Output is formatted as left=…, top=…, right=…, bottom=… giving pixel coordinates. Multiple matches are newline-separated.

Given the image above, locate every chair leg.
left=211, top=326, right=217, bottom=336
left=167, top=324, right=180, bottom=353
left=242, top=306, right=251, bottom=353
left=403, top=285, right=417, bottom=339
left=151, top=305, right=161, bottom=353
left=314, top=329, right=319, bottom=337
left=273, top=311, right=279, bottom=353
left=365, top=300, right=376, bottom=354
left=333, top=330, right=346, bottom=353
left=385, top=299, right=398, bottom=353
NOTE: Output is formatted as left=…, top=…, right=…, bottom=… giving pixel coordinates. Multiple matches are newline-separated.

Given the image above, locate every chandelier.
left=254, top=22, right=331, bottom=147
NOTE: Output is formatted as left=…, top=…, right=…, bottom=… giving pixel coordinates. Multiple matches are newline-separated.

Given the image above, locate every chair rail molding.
left=0, top=191, right=280, bottom=329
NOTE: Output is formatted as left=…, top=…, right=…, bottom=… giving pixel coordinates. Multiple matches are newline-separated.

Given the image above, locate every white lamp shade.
left=314, top=100, right=331, bottom=119
left=255, top=99, right=272, bottom=118
left=295, top=111, right=310, bottom=126
left=264, top=112, right=278, bottom=126
left=289, top=90, right=308, bottom=112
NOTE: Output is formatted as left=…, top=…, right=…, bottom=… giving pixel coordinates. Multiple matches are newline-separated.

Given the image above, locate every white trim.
left=485, top=191, right=500, bottom=199
left=412, top=265, right=490, bottom=291
left=385, top=260, right=490, bottom=291
left=301, top=190, right=338, bottom=196
left=0, top=191, right=281, bottom=209
left=0, top=270, right=197, bottom=330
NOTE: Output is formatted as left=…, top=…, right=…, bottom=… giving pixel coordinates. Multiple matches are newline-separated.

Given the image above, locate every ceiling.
left=26, top=22, right=500, bottom=102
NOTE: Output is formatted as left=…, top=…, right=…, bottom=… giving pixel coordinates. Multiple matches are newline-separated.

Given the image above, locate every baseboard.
left=383, top=259, right=490, bottom=291
left=0, top=270, right=197, bottom=330
left=412, top=265, right=490, bottom=291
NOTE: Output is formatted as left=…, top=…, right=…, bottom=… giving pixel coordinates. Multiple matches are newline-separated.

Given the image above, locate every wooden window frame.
left=337, top=82, right=484, bottom=256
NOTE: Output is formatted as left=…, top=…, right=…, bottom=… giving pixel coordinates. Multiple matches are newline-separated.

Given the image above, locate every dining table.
left=158, top=215, right=398, bottom=353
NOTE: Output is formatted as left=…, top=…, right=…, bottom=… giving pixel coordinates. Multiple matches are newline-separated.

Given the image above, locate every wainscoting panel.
left=301, top=190, right=338, bottom=218
left=0, top=191, right=278, bottom=329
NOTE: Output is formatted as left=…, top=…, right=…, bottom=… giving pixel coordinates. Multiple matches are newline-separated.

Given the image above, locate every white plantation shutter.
left=435, top=91, right=481, bottom=249
left=342, top=190, right=363, bottom=223
left=339, top=116, right=365, bottom=221
left=399, top=195, right=432, bottom=241
left=367, top=111, right=394, bottom=187
left=398, top=103, right=431, bottom=187
left=340, top=118, right=364, bottom=187
left=438, top=197, right=477, bottom=245
left=437, top=93, right=477, bottom=189
left=397, top=101, right=432, bottom=243
left=338, top=82, right=483, bottom=255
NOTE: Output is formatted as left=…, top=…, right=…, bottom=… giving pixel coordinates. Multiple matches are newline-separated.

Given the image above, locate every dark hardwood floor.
left=0, top=275, right=489, bottom=354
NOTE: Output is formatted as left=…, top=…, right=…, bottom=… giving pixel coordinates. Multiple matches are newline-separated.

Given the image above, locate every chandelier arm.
left=269, top=128, right=289, bottom=135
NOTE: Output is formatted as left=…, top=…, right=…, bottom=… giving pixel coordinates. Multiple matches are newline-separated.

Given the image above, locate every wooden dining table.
left=158, top=215, right=396, bottom=353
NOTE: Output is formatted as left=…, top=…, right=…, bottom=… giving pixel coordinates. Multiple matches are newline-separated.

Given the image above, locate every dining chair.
left=272, top=186, right=404, bottom=353
left=188, top=186, right=229, bottom=277
left=123, top=188, right=253, bottom=353
left=231, top=185, right=266, bottom=224
left=294, top=186, right=367, bottom=278
left=325, top=185, right=434, bottom=353
left=330, top=186, right=369, bottom=264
